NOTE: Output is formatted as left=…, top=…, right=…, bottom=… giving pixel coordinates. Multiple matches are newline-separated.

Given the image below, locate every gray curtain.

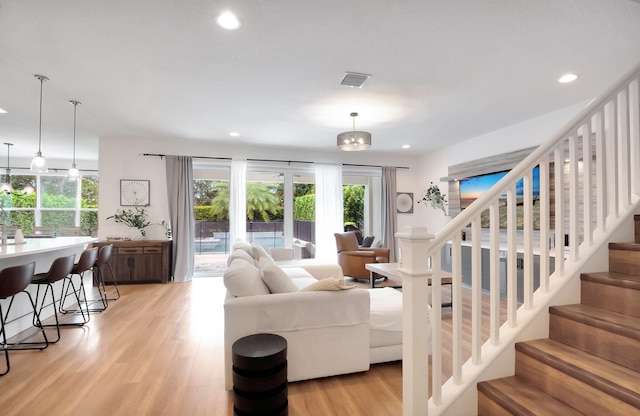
left=165, top=155, right=195, bottom=282
left=381, top=166, right=397, bottom=262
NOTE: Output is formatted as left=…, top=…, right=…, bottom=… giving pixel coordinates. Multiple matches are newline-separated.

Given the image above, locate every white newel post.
left=396, top=226, right=434, bottom=416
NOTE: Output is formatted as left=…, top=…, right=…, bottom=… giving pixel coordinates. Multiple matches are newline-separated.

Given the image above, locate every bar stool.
left=81, top=244, right=120, bottom=312
left=30, top=254, right=77, bottom=343
left=93, top=244, right=120, bottom=305
left=60, top=247, right=98, bottom=320
left=0, top=262, right=48, bottom=376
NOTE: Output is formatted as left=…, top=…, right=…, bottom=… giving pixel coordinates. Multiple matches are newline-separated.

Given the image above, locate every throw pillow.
left=361, top=236, right=375, bottom=248
left=223, top=261, right=270, bottom=297
left=251, top=241, right=273, bottom=261
left=258, top=257, right=299, bottom=293
left=302, top=278, right=357, bottom=291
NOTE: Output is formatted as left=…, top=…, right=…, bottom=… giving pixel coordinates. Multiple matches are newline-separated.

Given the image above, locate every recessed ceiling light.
left=0, top=108, right=7, bottom=113
left=217, top=11, right=241, bottom=30
left=558, top=73, right=578, bottom=83
left=229, top=132, right=240, bottom=137
left=402, top=144, right=410, bottom=149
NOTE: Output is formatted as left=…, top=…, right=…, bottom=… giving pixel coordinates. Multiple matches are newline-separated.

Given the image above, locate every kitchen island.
left=0, top=236, right=98, bottom=336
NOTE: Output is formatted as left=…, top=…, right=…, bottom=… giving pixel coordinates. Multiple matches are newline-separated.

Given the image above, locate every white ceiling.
left=1, top=0, right=640, bottom=163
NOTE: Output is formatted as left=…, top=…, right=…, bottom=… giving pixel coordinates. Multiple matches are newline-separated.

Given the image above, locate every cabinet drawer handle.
left=144, top=247, right=162, bottom=253
left=119, top=248, right=144, bottom=254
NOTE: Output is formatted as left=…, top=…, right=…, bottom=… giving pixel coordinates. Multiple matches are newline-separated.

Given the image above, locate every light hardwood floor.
left=0, top=277, right=506, bottom=416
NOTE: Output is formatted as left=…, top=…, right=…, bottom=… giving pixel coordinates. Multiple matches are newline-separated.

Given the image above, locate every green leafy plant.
left=418, top=182, right=448, bottom=214
left=107, top=207, right=151, bottom=236
left=160, top=220, right=172, bottom=239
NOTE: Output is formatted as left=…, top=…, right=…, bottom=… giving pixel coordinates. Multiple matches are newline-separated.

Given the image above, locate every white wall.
left=414, top=101, right=590, bottom=235
left=98, top=136, right=420, bottom=239
left=98, top=100, right=591, bottom=241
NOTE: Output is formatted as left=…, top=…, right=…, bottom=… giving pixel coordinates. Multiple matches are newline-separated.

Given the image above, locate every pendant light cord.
left=34, top=75, right=49, bottom=155
left=38, top=77, right=43, bottom=152
left=70, top=100, right=81, bottom=165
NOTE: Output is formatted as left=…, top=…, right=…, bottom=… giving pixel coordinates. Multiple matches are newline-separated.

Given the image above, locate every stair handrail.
left=412, top=60, right=640, bottom=415
left=425, top=61, right=640, bottom=253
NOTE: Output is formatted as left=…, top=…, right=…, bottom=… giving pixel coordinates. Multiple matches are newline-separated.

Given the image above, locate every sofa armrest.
left=275, top=261, right=344, bottom=280
left=343, top=250, right=377, bottom=258
left=358, top=247, right=390, bottom=257
left=270, top=247, right=294, bottom=261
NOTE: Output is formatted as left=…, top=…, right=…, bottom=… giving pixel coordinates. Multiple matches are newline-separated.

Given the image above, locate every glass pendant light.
left=1, top=143, right=34, bottom=195
left=30, top=74, right=49, bottom=173
left=68, top=100, right=81, bottom=178
left=1, top=143, right=13, bottom=194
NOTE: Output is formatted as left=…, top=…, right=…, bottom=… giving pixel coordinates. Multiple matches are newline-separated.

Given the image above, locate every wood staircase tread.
left=550, top=304, right=640, bottom=341
left=581, top=272, right=640, bottom=289
left=478, top=376, right=585, bottom=416
left=609, top=242, right=640, bottom=251
left=518, top=339, right=640, bottom=408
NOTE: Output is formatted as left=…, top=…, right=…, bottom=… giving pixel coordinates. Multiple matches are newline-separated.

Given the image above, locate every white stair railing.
left=402, top=62, right=640, bottom=415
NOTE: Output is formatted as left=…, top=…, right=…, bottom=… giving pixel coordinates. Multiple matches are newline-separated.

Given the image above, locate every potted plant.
left=418, top=182, right=448, bottom=215
left=107, top=207, right=151, bottom=237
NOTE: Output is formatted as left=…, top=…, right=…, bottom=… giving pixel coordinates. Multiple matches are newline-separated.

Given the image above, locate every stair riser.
left=549, top=314, right=640, bottom=371
left=477, top=392, right=518, bottom=416
left=609, top=249, right=640, bottom=275
left=581, top=280, right=640, bottom=318
left=516, top=350, right=638, bottom=415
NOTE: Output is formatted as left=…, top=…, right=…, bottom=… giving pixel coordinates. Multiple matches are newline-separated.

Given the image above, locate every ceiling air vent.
left=340, top=72, right=371, bottom=88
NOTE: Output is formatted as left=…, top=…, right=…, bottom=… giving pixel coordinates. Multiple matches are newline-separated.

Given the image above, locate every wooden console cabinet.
left=96, top=240, right=171, bottom=284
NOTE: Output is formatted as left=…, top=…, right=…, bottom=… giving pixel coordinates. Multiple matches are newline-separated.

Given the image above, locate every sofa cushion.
left=251, top=242, right=273, bottom=261
left=223, top=260, right=270, bottom=297
left=259, top=257, right=299, bottom=294
left=227, top=249, right=256, bottom=266
left=302, top=278, right=357, bottom=291
left=231, top=240, right=252, bottom=255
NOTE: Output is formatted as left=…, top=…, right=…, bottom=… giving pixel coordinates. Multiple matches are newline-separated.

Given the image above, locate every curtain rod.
left=142, top=153, right=409, bottom=170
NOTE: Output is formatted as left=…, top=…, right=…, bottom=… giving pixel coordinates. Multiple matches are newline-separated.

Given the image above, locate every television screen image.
left=459, top=166, right=540, bottom=228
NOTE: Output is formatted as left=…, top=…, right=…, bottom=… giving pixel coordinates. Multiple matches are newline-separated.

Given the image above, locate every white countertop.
left=0, top=236, right=98, bottom=259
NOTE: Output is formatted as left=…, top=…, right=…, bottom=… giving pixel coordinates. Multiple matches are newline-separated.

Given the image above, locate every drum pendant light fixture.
left=337, top=112, right=371, bottom=151
left=30, top=74, right=49, bottom=173
left=68, top=100, right=81, bottom=178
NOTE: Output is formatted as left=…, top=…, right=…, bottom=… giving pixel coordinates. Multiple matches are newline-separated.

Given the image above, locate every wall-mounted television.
left=459, top=166, right=540, bottom=228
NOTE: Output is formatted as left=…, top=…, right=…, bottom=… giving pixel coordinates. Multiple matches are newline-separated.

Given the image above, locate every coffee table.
left=365, top=262, right=457, bottom=307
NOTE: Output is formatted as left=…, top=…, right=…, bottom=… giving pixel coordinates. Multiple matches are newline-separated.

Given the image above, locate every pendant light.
left=1, top=143, right=14, bottom=194
left=1, top=143, right=35, bottom=195
left=68, top=100, right=81, bottom=178
left=30, top=74, right=49, bottom=173
left=337, top=112, right=371, bottom=151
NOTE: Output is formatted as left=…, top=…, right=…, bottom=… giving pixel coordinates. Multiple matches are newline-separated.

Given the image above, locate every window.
left=0, top=173, right=98, bottom=236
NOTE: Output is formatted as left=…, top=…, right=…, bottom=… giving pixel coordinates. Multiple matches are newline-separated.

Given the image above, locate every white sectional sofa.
left=223, top=241, right=405, bottom=390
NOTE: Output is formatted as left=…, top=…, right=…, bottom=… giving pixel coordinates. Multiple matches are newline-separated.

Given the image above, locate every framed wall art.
left=120, top=179, right=150, bottom=206
left=396, top=192, right=414, bottom=213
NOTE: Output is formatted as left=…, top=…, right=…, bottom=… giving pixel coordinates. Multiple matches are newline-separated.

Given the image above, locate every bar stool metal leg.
left=59, top=247, right=98, bottom=321
left=0, top=262, right=49, bottom=376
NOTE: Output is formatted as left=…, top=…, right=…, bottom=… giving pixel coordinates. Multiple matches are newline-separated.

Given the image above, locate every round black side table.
left=232, top=333, right=288, bottom=416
